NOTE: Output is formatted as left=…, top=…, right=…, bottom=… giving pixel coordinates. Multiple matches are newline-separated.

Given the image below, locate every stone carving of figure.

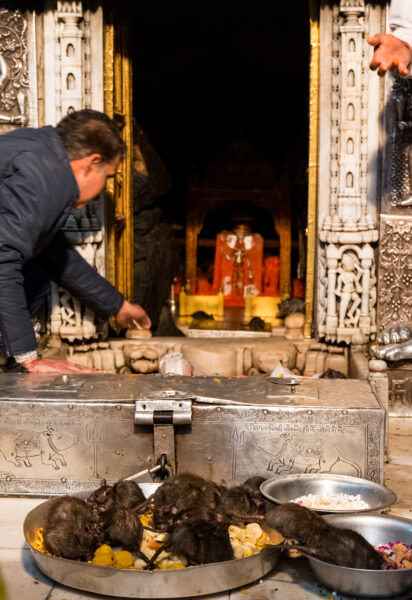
left=213, top=224, right=263, bottom=302
left=335, top=252, right=362, bottom=328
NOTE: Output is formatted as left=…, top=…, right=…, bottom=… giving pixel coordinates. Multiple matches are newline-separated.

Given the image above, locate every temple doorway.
left=126, top=0, right=310, bottom=323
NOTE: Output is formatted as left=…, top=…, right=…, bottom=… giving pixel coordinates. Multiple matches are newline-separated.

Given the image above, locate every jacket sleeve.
left=37, top=231, right=125, bottom=320
left=0, top=162, right=45, bottom=357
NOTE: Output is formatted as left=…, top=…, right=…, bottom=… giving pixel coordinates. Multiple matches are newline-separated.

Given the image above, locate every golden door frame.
left=103, top=1, right=320, bottom=329
left=103, top=7, right=134, bottom=301
left=305, top=0, right=320, bottom=338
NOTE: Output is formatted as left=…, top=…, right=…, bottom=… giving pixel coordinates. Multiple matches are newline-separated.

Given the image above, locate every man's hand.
left=367, top=33, right=411, bottom=76
left=23, top=357, right=104, bottom=374
left=115, top=299, right=151, bottom=330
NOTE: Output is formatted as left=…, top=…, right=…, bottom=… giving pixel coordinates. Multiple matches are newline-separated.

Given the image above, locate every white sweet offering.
left=291, top=492, right=370, bottom=510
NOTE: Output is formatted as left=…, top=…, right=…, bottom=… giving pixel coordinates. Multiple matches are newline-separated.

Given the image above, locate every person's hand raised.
left=367, top=33, right=411, bottom=76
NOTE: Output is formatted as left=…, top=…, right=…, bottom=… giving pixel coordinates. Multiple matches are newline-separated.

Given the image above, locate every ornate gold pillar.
left=104, top=8, right=134, bottom=301
left=305, top=0, right=320, bottom=338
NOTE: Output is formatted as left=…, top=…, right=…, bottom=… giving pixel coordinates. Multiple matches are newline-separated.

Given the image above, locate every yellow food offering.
left=113, top=550, right=135, bottom=569
left=140, top=511, right=153, bottom=528
left=91, top=544, right=114, bottom=567
left=31, top=528, right=47, bottom=554
left=229, top=523, right=278, bottom=559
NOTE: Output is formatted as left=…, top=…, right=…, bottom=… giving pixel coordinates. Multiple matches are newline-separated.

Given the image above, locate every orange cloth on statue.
left=263, top=255, right=280, bottom=296
left=213, top=230, right=263, bottom=305
left=196, top=277, right=214, bottom=294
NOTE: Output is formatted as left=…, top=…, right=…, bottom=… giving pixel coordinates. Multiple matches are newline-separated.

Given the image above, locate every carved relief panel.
left=0, top=7, right=37, bottom=131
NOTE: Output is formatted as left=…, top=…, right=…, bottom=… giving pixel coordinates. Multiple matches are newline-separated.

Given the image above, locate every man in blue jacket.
left=0, top=109, right=151, bottom=374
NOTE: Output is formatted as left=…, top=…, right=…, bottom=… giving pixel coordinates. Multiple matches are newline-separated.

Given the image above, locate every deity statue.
left=335, top=252, right=362, bottom=328
left=213, top=224, right=263, bottom=303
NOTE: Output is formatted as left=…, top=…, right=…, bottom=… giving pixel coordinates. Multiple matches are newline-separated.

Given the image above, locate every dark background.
left=130, top=0, right=309, bottom=244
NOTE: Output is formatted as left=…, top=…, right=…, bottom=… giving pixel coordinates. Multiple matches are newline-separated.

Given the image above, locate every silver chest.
left=0, top=373, right=385, bottom=494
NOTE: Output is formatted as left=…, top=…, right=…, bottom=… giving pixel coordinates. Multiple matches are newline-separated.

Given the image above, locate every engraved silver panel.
left=0, top=373, right=385, bottom=494
left=388, top=366, right=412, bottom=417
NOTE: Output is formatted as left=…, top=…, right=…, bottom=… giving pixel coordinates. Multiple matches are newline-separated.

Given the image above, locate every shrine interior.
left=129, top=0, right=309, bottom=314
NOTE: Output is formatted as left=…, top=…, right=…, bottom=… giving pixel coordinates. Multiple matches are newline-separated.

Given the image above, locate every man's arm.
left=37, top=230, right=124, bottom=320
left=37, top=231, right=152, bottom=330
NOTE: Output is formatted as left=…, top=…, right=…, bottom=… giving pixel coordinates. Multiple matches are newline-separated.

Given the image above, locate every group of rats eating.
left=43, top=472, right=385, bottom=570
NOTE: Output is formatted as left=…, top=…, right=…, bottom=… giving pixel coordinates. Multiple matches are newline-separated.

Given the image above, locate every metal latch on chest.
left=134, top=390, right=193, bottom=476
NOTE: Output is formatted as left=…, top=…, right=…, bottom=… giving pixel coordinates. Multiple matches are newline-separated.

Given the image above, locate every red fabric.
left=212, top=231, right=263, bottom=305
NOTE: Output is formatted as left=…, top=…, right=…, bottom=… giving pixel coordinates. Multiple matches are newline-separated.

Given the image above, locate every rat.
left=151, top=473, right=225, bottom=531
left=218, top=476, right=266, bottom=525
left=111, top=480, right=146, bottom=510
left=44, top=496, right=103, bottom=561
left=265, top=502, right=384, bottom=570
left=147, top=504, right=233, bottom=567
left=166, top=519, right=234, bottom=565
left=87, top=479, right=114, bottom=518
left=105, top=505, right=144, bottom=553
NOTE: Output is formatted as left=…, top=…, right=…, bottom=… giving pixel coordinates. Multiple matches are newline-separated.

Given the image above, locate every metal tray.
left=23, top=484, right=282, bottom=598
left=260, top=473, right=397, bottom=513
left=305, top=514, right=412, bottom=598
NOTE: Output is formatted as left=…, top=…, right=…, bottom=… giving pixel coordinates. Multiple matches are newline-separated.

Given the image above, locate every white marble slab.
left=0, top=498, right=44, bottom=550
left=0, top=548, right=53, bottom=600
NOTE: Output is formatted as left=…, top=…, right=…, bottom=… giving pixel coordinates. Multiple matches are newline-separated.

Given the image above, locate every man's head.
left=56, top=109, right=126, bottom=208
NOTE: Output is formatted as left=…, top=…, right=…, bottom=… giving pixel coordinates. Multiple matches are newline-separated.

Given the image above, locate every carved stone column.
left=57, top=1, right=85, bottom=116
left=43, top=1, right=106, bottom=342
left=317, top=0, right=379, bottom=344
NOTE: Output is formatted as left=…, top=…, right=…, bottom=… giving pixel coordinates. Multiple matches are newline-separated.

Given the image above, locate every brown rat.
left=165, top=519, right=234, bottom=565
left=218, top=476, right=266, bottom=525
left=152, top=473, right=225, bottom=531
left=105, top=505, right=144, bottom=553
left=44, top=496, right=103, bottom=561
left=265, top=502, right=384, bottom=570
left=111, top=480, right=146, bottom=510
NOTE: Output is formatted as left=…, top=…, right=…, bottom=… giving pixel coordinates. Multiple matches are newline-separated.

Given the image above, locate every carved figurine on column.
left=335, top=252, right=362, bottom=328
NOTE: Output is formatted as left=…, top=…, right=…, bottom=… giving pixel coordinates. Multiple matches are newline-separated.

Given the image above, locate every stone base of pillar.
left=337, top=326, right=360, bottom=345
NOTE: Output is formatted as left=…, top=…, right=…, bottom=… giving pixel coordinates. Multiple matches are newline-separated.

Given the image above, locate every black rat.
left=265, top=502, right=384, bottom=570
left=218, top=476, right=266, bottom=525
left=44, top=496, right=104, bottom=561
left=147, top=505, right=233, bottom=567
left=151, top=473, right=225, bottom=531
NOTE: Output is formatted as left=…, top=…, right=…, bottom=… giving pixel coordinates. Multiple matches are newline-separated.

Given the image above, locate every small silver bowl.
left=260, top=473, right=397, bottom=513
left=304, top=514, right=412, bottom=598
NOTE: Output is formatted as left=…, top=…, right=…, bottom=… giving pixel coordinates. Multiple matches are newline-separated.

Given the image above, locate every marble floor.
left=0, top=417, right=411, bottom=600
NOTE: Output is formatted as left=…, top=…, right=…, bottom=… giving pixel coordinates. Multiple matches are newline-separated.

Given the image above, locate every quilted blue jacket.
left=0, top=125, right=124, bottom=357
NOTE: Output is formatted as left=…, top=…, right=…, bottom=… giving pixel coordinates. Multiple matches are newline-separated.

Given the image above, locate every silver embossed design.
left=0, top=8, right=28, bottom=125
left=378, top=217, right=412, bottom=330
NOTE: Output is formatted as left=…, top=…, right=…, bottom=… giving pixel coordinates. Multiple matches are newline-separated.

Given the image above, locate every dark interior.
left=130, top=0, right=310, bottom=281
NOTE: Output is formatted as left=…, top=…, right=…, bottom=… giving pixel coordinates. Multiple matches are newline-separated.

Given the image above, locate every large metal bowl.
left=304, top=514, right=412, bottom=598
left=23, top=484, right=282, bottom=598
left=260, top=473, right=397, bottom=513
